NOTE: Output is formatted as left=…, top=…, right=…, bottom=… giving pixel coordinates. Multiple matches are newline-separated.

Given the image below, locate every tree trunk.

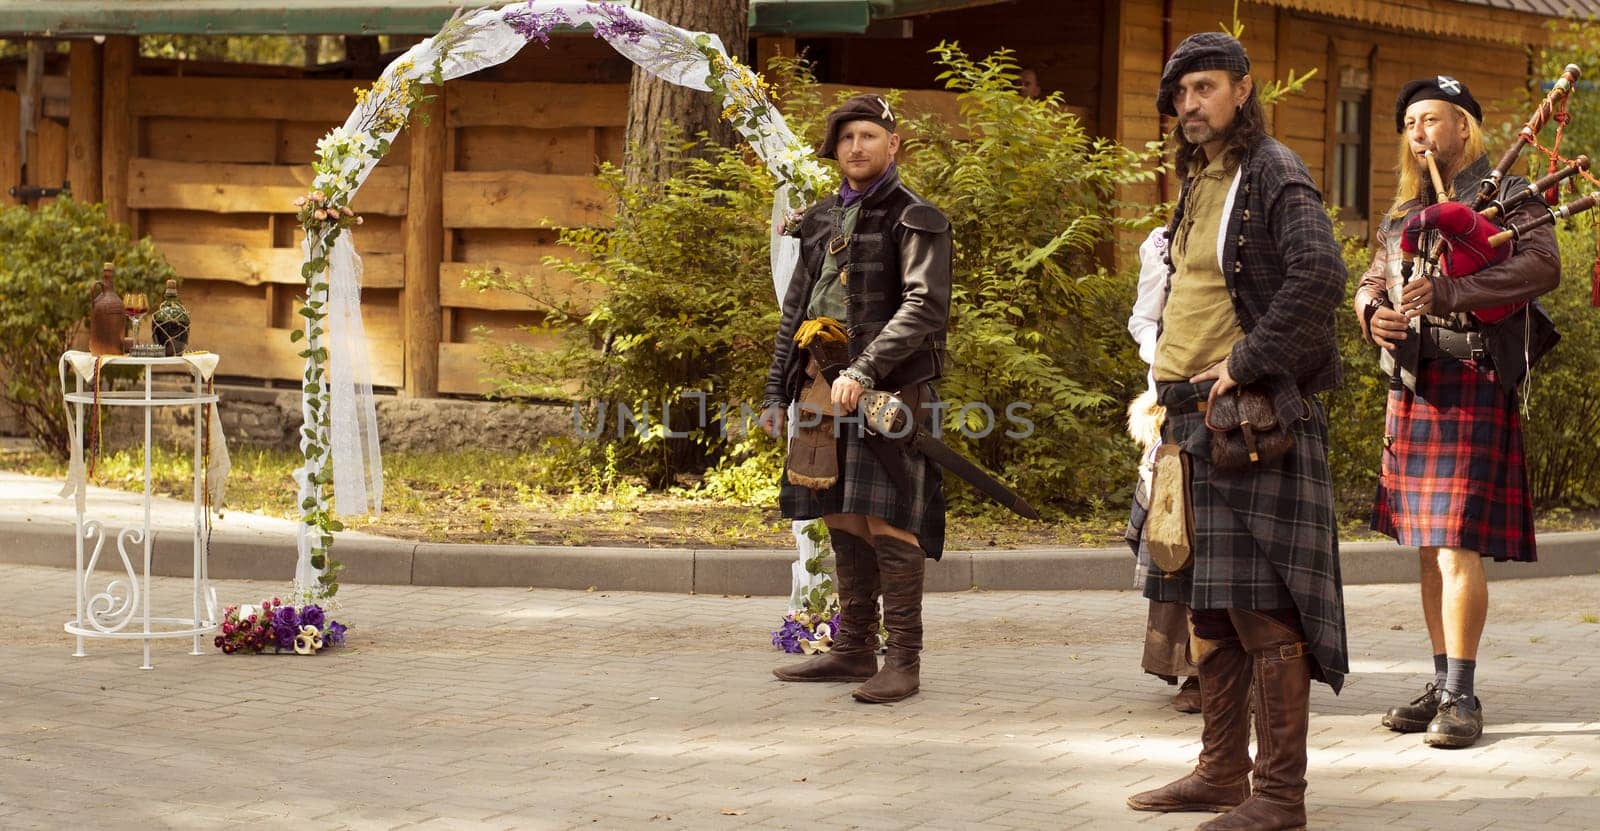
left=625, top=0, right=748, bottom=188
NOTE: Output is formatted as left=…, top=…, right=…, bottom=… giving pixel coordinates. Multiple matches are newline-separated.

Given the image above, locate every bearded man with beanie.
left=1124, top=32, right=1349, bottom=831
left=760, top=94, right=952, bottom=704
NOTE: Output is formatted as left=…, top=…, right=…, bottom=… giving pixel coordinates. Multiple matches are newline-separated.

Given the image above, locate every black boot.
left=1382, top=683, right=1442, bottom=733
left=852, top=534, right=923, bottom=703
left=1424, top=691, right=1483, bottom=748
left=773, top=530, right=880, bottom=682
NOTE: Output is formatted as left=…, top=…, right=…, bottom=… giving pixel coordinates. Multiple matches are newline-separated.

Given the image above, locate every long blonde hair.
left=1388, top=103, right=1486, bottom=218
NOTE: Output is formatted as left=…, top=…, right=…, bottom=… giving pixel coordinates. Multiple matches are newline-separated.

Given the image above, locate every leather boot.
left=1382, top=683, right=1441, bottom=733
left=773, top=530, right=879, bottom=682
left=1172, top=677, right=1202, bottom=714
left=852, top=534, right=924, bottom=703
left=1199, top=611, right=1312, bottom=831
left=1127, top=637, right=1253, bottom=813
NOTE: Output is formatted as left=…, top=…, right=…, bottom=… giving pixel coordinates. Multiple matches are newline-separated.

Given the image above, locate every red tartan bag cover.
left=1399, top=201, right=1517, bottom=323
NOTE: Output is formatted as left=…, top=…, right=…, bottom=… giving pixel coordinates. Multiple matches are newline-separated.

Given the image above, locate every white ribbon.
left=325, top=234, right=384, bottom=516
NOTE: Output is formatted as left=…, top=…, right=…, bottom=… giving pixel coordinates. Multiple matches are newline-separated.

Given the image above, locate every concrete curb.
left=4, top=517, right=1597, bottom=596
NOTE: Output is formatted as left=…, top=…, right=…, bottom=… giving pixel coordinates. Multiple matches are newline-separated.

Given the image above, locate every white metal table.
left=59, top=353, right=220, bottom=669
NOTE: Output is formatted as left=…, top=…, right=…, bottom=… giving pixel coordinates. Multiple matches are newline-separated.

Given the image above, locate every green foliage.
left=905, top=43, right=1163, bottom=510
left=1323, top=215, right=1388, bottom=518
left=476, top=46, right=1164, bottom=512
left=1533, top=21, right=1600, bottom=160
left=0, top=197, right=174, bottom=458
left=1217, top=0, right=1316, bottom=109
left=1523, top=219, right=1600, bottom=508
left=473, top=128, right=780, bottom=493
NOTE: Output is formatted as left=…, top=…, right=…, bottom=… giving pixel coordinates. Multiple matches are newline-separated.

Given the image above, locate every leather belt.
left=1419, top=325, right=1489, bottom=363
left=1155, top=380, right=1213, bottom=415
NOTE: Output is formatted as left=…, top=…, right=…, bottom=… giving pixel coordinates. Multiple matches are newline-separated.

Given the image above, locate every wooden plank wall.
left=437, top=80, right=626, bottom=395
left=1114, top=0, right=1536, bottom=246
left=125, top=74, right=412, bottom=389
left=101, top=63, right=629, bottom=396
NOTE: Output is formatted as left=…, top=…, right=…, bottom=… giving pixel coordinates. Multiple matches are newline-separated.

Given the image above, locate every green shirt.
left=807, top=202, right=861, bottom=322
left=1155, top=150, right=1245, bottom=382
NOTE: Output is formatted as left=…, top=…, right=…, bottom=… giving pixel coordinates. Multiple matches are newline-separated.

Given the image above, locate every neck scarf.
left=840, top=163, right=896, bottom=207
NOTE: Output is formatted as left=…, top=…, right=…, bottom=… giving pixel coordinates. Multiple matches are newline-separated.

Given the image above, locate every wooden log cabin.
left=0, top=0, right=1591, bottom=401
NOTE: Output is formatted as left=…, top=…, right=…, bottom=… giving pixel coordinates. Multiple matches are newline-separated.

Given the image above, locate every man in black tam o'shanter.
left=760, top=94, right=952, bottom=704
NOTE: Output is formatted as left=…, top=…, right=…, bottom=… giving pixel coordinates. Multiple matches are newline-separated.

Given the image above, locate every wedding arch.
left=290, top=1, right=830, bottom=601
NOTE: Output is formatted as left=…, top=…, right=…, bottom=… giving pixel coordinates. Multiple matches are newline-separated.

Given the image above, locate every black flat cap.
left=819, top=94, right=896, bottom=160
left=1157, top=32, right=1251, bottom=117
left=1395, top=76, right=1483, bottom=133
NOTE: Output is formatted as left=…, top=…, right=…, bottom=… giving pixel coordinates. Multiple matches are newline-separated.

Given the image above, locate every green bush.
left=0, top=197, right=175, bottom=458
left=901, top=44, right=1161, bottom=511
left=472, top=129, right=781, bottom=493
left=474, top=46, right=1162, bottom=512
left=1325, top=220, right=1388, bottom=519
left=1524, top=221, right=1600, bottom=508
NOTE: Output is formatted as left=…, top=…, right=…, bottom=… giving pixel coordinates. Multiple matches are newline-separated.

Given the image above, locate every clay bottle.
left=88, top=262, right=124, bottom=356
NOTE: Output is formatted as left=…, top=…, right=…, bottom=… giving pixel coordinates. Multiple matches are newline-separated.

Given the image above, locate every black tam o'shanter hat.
left=1157, top=32, right=1251, bottom=117
left=1394, top=76, right=1483, bottom=133
left=819, top=94, right=897, bottom=160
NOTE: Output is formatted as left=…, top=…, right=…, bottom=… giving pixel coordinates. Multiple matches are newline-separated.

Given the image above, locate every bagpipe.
left=1398, top=63, right=1600, bottom=317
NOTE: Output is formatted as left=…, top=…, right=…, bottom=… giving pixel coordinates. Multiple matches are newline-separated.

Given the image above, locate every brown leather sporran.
left=1204, top=384, right=1294, bottom=472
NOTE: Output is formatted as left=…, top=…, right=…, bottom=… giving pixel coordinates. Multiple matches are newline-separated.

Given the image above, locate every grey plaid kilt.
left=779, top=383, right=946, bottom=560
left=1143, top=383, right=1349, bottom=692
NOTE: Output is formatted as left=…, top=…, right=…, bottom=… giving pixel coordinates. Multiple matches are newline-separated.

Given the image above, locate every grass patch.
left=5, top=442, right=1594, bottom=549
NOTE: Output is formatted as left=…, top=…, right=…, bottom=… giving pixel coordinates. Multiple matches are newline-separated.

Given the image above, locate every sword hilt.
left=860, top=390, right=914, bottom=440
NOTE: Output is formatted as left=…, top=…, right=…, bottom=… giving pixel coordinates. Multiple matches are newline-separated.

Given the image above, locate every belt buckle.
left=1277, top=643, right=1307, bottom=661
left=827, top=233, right=850, bottom=255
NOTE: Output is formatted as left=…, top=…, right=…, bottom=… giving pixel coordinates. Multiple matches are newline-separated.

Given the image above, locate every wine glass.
left=123, top=292, right=149, bottom=345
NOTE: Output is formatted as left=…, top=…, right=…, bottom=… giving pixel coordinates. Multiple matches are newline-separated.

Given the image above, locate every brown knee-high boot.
left=852, top=534, right=923, bottom=703
left=773, top=530, right=880, bottom=682
left=1127, top=635, right=1253, bottom=813
left=1199, top=611, right=1312, bottom=831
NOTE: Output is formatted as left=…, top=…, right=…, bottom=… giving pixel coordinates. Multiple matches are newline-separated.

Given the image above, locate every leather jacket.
left=1357, top=154, right=1560, bottom=340
left=763, top=168, right=953, bottom=407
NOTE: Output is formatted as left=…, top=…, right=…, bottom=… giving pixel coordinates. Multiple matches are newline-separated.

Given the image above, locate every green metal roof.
left=0, top=0, right=1011, bottom=37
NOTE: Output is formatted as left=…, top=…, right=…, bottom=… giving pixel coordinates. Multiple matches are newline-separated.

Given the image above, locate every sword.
left=857, top=390, right=1040, bottom=520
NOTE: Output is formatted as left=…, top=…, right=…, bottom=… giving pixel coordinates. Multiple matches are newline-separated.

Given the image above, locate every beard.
left=1181, top=118, right=1221, bottom=146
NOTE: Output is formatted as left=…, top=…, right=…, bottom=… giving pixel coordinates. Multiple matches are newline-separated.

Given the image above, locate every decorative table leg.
left=141, top=366, right=154, bottom=671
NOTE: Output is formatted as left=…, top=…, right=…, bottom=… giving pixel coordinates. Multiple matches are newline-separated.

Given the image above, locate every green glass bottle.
left=151, top=279, right=190, bottom=356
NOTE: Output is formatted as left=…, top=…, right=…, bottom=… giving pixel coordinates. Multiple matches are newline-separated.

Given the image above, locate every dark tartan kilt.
left=779, top=383, right=946, bottom=560
left=1372, top=357, right=1536, bottom=562
left=1144, top=384, right=1348, bottom=692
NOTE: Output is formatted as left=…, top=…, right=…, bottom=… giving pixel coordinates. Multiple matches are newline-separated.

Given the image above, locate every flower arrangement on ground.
left=771, top=608, right=842, bottom=654
left=214, top=597, right=348, bottom=655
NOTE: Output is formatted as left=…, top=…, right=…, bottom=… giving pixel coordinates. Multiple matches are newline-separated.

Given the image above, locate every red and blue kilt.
left=1372, top=356, right=1536, bottom=562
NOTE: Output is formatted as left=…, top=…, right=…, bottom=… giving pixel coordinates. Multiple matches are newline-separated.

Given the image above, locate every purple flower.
left=271, top=606, right=300, bottom=651
left=506, top=5, right=571, bottom=47
left=299, top=605, right=326, bottom=629
left=770, top=617, right=815, bottom=654
left=324, top=620, right=347, bottom=646
left=586, top=3, right=647, bottom=44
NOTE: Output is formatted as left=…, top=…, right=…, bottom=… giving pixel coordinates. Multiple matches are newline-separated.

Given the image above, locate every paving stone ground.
left=0, top=563, right=1596, bottom=830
